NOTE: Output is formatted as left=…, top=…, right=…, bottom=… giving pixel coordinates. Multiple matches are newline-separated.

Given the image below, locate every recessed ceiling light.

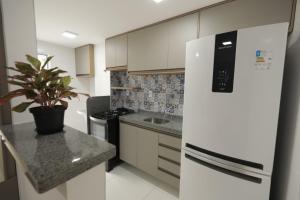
left=153, top=0, right=164, bottom=3
left=62, top=31, right=78, bottom=39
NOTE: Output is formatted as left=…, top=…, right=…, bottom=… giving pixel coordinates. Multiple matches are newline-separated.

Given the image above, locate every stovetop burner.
left=91, top=108, right=134, bottom=120
left=115, top=107, right=134, bottom=116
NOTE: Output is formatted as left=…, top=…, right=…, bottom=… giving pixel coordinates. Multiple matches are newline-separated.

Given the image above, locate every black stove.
left=89, top=107, right=134, bottom=172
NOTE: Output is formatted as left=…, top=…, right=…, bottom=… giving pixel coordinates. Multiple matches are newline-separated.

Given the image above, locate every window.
left=38, top=53, right=51, bottom=69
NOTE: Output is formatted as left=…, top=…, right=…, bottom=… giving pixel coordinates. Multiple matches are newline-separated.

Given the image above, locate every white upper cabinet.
left=75, top=44, right=94, bottom=76
left=115, top=35, right=128, bottom=67
left=105, top=38, right=116, bottom=68
left=128, top=22, right=169, bottom=72
left=199, top=0, right=294, bottom=37
left=167, top=13, right=199, bottom=69
left=128, top=13, right=199, bottom=71
left=105, top=34, right=127, bottom=68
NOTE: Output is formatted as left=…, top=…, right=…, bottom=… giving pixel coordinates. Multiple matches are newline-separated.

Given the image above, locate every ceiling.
left=34, top=0, right=225, bottom=48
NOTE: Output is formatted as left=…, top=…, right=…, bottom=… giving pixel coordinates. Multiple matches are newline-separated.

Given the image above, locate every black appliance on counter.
left=88, top=99, right=133, bottom=172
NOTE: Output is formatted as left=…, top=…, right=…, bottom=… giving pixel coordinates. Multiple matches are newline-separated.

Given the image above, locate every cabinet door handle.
left=158, top=167, right=180, bottom=179
left=159, top=143, right=181, bottom=152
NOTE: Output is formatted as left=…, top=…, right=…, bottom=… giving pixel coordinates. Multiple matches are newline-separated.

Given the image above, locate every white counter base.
left=17, top=163, right=106, bottom=200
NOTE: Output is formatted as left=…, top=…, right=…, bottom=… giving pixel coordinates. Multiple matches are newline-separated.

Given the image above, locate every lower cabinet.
left=119, top=123, right=138, bottom=166
left=137, top=128, right=158, bottom=177
left=119, top=122, right=158, bottom=177
left=120, top=122, right=182, bottom=189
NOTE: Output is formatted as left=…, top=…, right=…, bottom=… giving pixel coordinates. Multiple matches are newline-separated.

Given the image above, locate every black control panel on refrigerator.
left=212, top=31, right=237, bottom=93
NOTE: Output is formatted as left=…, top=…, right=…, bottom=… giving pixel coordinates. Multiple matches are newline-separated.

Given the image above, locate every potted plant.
left=0, top=55, right=88, bottom=135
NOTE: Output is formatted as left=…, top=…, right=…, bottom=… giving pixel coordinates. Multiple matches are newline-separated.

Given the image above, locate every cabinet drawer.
left=158, top=158, right=180, bottom=176
left=159, top=134, right=181, bottom=150
left=157, top=168, right=180, bottom=189
left=158, top=146, right=181, bottom=163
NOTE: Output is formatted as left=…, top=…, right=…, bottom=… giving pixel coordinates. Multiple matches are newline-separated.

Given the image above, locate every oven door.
left=89, top=116, right=107, bottom=141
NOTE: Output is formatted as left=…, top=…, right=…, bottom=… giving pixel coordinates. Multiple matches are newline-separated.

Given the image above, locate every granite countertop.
left=119, top=111, right=182, bottom=138
left=0, top=122, right=116, bottom=193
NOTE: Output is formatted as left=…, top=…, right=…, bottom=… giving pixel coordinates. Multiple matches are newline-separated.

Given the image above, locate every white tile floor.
left=106, top=163, right=179, bottom=200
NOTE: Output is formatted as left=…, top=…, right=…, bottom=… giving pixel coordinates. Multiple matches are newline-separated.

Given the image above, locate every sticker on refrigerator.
left=255, top=50, right=272, bottom=70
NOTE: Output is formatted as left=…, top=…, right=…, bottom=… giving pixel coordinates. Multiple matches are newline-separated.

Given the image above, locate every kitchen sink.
left=144, top=117, right=170, bottom=124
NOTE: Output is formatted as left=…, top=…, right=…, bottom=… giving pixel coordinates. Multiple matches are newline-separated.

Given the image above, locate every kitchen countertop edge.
left=119, top=111, right=182, bottom=138
left=0, top=123, right=116, bottom=194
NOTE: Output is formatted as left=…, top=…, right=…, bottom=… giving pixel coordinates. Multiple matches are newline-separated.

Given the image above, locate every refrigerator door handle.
left=184, top=153, right=263, bottom=184
left=185, top=143, right=269, bottom=176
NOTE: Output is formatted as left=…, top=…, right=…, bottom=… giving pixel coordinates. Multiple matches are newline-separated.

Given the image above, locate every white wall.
left=93, top=42, right=110, bottom=96
left=272, top=1, right=300, bottom=200
left=37, top=40, right=91, bottom=133
left=1, top=0, right=37, bottom=124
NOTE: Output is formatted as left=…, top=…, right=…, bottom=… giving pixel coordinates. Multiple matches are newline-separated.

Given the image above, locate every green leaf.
left=26, top=55, right=41, bottom=70
left=77, top=92, right=90, bottom=97
left=8, top=75, right=30, bottom=81
left=51, top=69, right=67, bottom=77
left=41, top=56, right=54, bottom=69
left=4, top=66, right=21, bottom=72
left=54, top=69, right=67, bottom=74
left=60, top=91, right=78, bottom=98
left=12, top=102, right=33, bottom=113
left=61, top=76, right=71, bottom=87
left=7, top=80, right=26, bottom=86
left=48, top=67, right=58, bottom=72
left=65, top=86, right=75, bottom=91
left=7, top=80, right=33, bottom=90
left=15, top=62, right=36, bottom=74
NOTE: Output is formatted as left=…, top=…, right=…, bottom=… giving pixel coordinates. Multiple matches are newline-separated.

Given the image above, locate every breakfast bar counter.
left=0, top=122, right=115, bottom=200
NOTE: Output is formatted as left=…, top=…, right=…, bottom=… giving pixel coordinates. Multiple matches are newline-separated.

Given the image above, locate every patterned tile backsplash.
left=110, top=72, right=185, bottom=116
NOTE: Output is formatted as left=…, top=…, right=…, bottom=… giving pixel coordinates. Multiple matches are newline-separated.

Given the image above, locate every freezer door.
left=182, top=23, right=289, bottom=174
left=179, top=151, right=271, bottom=200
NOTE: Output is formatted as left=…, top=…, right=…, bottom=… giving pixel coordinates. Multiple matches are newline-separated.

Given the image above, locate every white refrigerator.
left=180, top=23, right=289, bottom=200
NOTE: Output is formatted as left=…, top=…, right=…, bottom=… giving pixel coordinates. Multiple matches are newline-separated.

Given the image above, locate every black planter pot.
left=29, top=105, right=66, bottom=135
